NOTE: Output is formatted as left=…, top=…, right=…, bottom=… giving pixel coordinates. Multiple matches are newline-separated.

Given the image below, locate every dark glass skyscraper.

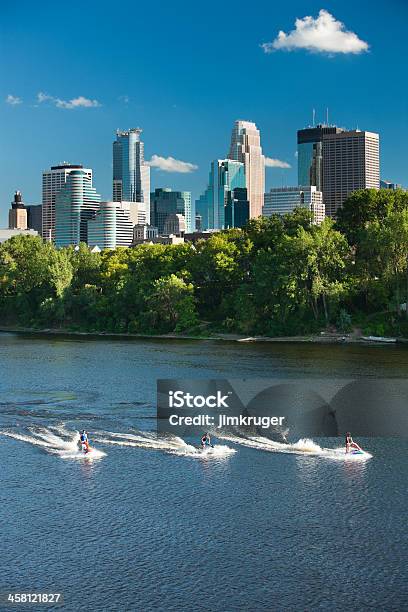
left=297, top=125, right=343, bottom=191
left=113, top=128, right=150, bottom=222
left=151, top=188, right=193, bottom=234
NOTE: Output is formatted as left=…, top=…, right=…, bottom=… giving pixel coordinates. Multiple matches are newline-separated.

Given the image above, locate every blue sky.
left=1, top=0, right=407, bottom=225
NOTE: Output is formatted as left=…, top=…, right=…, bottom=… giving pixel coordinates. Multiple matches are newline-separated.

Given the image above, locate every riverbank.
left=0, top=326, right=403, bottom=345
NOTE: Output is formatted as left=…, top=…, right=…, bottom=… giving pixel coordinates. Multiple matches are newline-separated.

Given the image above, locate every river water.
left=0, top=333, right=407, bottom=611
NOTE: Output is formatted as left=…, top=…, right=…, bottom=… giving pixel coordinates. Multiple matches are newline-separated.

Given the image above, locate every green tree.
left=336, top=188, right=408, bottom=245
left=144, top=274, right=198, bottom=333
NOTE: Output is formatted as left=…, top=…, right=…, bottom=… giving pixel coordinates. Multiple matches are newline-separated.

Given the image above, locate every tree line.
left=1, top=188, right=408, bottom=338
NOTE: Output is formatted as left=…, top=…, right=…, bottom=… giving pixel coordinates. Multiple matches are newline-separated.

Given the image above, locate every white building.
left=87, top=201, right=145, bottom=249
left=42, top=163, right=92, bottom=242
left=0, top=228, right=38, bottom=243
left=263, top=186, right=325, bottom=224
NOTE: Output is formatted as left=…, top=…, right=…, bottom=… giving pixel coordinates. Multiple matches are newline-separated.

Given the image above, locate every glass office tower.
left=151, top=188, right=193, bottom=233
left=297, top=125, right=343, bottom=191
left=113, top=128, right=150, bottom=223
left=196, top=159, right=245, bottom=230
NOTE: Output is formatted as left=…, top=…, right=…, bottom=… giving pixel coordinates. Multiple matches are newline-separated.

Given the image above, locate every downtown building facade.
left=55, top=169, right=101, bottom=248
left=228, top=120, right=265, bottom=219
left=9, top=191, right=27, bottom=230
left=87, top=201, right=136, bottom=249
left=42, top=164, right=91, bottom=241
left=322, top=130, right=380, bottom=218
left=263, top=186, right=325, bottom=225
left=297, top=124, right=344, bottom=191
left=297, top=125, right=380, bottom=218
left=196, top=159, right=247, bottom=230
left=113, top=128, right=150, bottom=223
left=151, top=188, right=193, bottom=233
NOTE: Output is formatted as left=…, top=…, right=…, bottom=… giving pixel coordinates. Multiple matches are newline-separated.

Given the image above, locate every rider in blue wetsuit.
left=80, top=430, right=90, bottom=453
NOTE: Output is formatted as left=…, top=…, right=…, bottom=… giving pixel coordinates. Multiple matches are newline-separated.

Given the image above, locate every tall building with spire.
left=113, top=128, right=150, bottom=223
left=228, top=120, right=265, bottom=219
left=9, top=191, right=27, bottom=230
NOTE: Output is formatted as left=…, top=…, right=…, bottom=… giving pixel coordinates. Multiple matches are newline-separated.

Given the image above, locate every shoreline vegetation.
left=1, top=189, right=408, bottom=342
left=0, top=325, right=402, bottom=345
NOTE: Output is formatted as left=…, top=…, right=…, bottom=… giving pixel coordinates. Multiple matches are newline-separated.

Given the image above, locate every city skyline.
left=1, top=1, right=407, bottom=227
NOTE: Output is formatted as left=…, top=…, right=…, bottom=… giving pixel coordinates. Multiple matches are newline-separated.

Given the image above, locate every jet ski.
left=198, top=444, right=214, bottom=453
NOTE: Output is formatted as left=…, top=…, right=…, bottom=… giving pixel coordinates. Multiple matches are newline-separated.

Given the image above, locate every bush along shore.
left=1, top=188, right=408, bottom=340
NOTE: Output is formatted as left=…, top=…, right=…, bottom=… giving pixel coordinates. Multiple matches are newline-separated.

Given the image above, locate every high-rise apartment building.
left=196, top=159, right=246, bottom=230
left=87, top=201, right=135, bottom=249
left=42, top=163, right=91, bottom=242
left=9, top=191, right=27, bottom=230
left=297, top=124, right=344, bottom=191
left=113, top=128, right=150, bottom=223
left=322, top=130, right=380, bottom=217
left=151, top=188, right=193, bottom=234
left=228, top=120, right=265, bottom=219
left=263, top=186, right=325, bottom=225
left=55, top=169, right=100, bottom=247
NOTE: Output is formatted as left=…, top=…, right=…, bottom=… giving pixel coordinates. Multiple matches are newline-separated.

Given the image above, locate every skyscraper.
left=225, top=187, right=250, bottom=229
left=228, top=120, right=265, bottom=219
left=322, top=130, right=380, bottom=217
left=151, top=188, right=193, bottom=234
left=297, top=124, right=344, bottom=191
left=42, top=163, right=91, bottom=242
left=113, top=128, right=150, bottom=223
left=196, top=159, right=246, bottom=230
left=55, top=169, right=100, bottom=247
left=9, top=191, right=27, bottom=230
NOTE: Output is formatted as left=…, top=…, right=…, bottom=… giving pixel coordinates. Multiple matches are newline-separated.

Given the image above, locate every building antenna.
left=312, top=108, right=315, bottom=127
left=326, top=107, right=329, bottom=125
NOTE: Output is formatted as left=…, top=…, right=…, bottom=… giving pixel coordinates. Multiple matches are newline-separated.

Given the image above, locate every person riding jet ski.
left=200, top=433, right=213, bottom=449
left=345, top=432, right=362, bottom=453
left=79, top=430, right=90, bottom=453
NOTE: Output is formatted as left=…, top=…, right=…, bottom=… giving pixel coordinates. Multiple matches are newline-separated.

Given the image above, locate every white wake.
left=217, top=433, right=372, bottom=460
left=92, top=430, right=236, bottom=459
left=0, top=425, right=106, bottom=460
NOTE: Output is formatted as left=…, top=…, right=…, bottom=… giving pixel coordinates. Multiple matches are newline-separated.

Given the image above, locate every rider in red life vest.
left=80, top=430, right=90, bottom=453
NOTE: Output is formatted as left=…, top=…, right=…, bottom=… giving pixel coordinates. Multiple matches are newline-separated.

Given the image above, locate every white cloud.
left=6, top=94, right=22, bottom=105
left=118, top=95, right=130, bottom=104
left=37, top=92, right=101, bottom=109
left=265, top=157, right=291, bottom=169
left=261, top=9, right=369, bottom=55
left=148, top=155, right=198, bottom=173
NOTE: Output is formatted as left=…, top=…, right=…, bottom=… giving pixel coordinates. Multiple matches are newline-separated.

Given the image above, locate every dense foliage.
left=1, top=188, right=408, bottom=337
